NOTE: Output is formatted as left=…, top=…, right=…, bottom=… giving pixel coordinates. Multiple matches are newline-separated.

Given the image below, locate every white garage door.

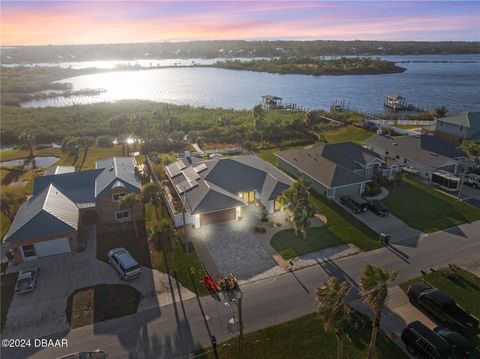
left=35, top=238, right=71, bottom=258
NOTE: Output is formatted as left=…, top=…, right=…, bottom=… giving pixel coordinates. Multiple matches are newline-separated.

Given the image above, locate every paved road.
left=3, top=220, right=480, bottom=359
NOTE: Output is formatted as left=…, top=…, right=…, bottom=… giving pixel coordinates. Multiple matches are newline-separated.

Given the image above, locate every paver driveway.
left=189, top=206, right=282, bottom=281
left=3, top=225, right=194, bottom=339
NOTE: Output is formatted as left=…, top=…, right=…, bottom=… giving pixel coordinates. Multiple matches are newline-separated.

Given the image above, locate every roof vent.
left=392, top=142, right=398, bottom=146
left=307, top=153, right=312, bottom=157
left=109, top=167, right=114, bottom=171
left=430, top=152, right=439, bottom=157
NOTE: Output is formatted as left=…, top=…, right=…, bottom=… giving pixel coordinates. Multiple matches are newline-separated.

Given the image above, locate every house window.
left=274, top=200, right=281, bottom=212
left=439, top=121, right=443, bottom=126
left=241, top=191, right=255, bottom=204
left=21, top=244, right=36, bottom=258
left=116, top=210, right=130, bottom=221
left=459, top=126, right=464, bottom=132
left=112, top=192, right=126, bottom=202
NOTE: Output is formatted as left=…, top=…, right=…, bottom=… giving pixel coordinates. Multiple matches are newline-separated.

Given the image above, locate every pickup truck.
left=408, top=283, right=479, bottom=338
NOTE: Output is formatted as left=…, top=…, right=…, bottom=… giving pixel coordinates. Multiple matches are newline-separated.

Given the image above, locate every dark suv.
left=368, top=200, right=389, bottom=217
left=401, top=321, right=455, bottom=359
left=340, top=195, right=363, bottom=214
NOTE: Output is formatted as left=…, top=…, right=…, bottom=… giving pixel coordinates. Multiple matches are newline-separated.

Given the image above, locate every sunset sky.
left=1, top=1, right=479, bottom=46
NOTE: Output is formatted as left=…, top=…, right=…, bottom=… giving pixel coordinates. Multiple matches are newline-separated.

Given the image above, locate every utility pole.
left=238, top=295, right=245, bottom=359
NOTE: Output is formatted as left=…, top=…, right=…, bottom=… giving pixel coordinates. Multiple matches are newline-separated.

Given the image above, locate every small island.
left=211, top=57, right=406, bottom=76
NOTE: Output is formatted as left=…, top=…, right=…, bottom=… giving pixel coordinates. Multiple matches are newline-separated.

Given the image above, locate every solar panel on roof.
left=176, top=180, right=193, bottom=193
left=182, top=167, right=200, bottom=181
left=166, top=163, right=181, bottom=178
left=176, top=160, right=187, bottom=170
left=193, top=163, right=208, bottom=173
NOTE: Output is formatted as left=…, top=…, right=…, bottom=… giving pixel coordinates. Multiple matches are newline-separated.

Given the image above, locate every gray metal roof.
left=44, top=166, right=76, bottom=176
left=366, top=134, right=467, bottom=168
left=95, top=157, right=141, bottom=197
left=439, top=111, right=480, bottom=128
left=276, top=146, right=371, bottom=188
left=4, top=184, right=79, bottom=242
left=167, top=155, right=293, bottom=215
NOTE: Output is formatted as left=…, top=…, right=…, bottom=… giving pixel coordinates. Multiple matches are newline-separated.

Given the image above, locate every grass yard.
left=270, top=226, right=344, bottom=259
left=320, top=125, right=373, bottom=144
left=0, top=272, right=19, bottom=331
left=257, top=143, right=311, bottom=165
left=384, top=177, right=480, bottom=232
left=96, top=221, right=152, bottom=267
left=197, top=312, right=408, bottom=359
left=66, top=284, right=140, bottom=328
left=400, top=267, right=480, bottom=319
left=144, top=202, right=208, bottom=296
left=310, top=193, right=381, bottom=251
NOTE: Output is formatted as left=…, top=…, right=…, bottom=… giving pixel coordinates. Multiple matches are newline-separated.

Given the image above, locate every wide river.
left=18, top=55, right=480, bottom=114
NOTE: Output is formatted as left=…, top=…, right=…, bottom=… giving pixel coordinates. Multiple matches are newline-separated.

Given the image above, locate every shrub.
left=253, top=226, right=266, bottom=234
left=96, top=135, right=113, bottom=148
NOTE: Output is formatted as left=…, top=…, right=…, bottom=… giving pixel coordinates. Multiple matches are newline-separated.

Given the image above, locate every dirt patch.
left=66, top=284, right=141, bottom=328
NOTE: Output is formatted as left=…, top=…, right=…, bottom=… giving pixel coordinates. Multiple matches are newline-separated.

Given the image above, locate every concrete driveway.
left=3, top=225, right=194, bottom=339
left=189, top=206, right=283, bottom=281
left=338, top=202, right=422, bottom=244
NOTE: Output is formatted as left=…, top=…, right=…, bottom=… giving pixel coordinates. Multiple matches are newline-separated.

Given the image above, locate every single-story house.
left=164, top=155, right=293, bottom=228
left=434, top=111, right=480, bottom=144
left=275, top=142, right=400, bottom=200
left=3, top=157, right=143, bottom=264
left=366, top=134, right=471, bottom=180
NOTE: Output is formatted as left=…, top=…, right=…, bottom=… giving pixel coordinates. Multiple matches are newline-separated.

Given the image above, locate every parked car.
left=15, top=267, right=39, bottom=294
left=367, top=199, right=389, bottom=216
left=350, top=194, right=369, bottom=213
left=408, top=283, right=479, bottom=338
left=464, top=174, right=480, bottom=189
left=434, top=327, right=480, bottom=359
left=107, top=248, right=141, bottom=280
left=340, top=195, right=367, bottom=214
left=401, top=321, right=455, bottom=359
left=57, top=350, right=108, bottom=359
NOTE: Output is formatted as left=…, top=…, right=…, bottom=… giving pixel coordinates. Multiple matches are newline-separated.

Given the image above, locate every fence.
left=366, top=119, right=435, bottom=127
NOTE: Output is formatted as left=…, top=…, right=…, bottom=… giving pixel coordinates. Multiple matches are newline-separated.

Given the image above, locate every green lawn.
left=321, top=125, right=373, bottom=144
left=400, top=268, right=480, bottom=319
left=144, top=202, right=208, bottom=296
left=384, top=178, right=480, bottom=232
left=1, top=272, right=18, bottom=331
left=257, top=143, right=310, bottom=165
left=270, top=227, right=344, bottom=259
left=198, top=312, right=408, bottom=359
left=310, top=194, right=381, bottom=251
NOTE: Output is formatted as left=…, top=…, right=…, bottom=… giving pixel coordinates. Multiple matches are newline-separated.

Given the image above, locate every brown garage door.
left=200, top=208, right=236, bottom=226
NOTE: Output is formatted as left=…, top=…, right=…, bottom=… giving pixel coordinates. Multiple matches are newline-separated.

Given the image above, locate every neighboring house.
left=3, top=157, right=142, bottom=264
left=434, top=111, right=480, bottom=144
left=366, top=134, right=470, bottom=180
left=164, top=155, right=293, bottom=228
left=275, top=142, right=400, bottom=200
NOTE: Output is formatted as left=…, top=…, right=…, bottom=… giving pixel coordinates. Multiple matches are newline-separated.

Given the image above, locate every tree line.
left=2, top=40, right=479, bottom=64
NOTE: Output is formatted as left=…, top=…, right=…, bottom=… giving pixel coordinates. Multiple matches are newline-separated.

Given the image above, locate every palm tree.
left=143, top=182, right=163, bottom=221
left=280, top=178, right=316, bottom=240
left=433, top=107, right=448, bottom=118
left=119, top=193, right=140, bottom=239
left=459, top=139, right=480, bottom=171
left=17, top=131, right=36, bottom=159
left=79, top=136, right=95, bottom=170
left=361, top=265, right=398, bottom=359
left=316, top=277, right=351, bottom=359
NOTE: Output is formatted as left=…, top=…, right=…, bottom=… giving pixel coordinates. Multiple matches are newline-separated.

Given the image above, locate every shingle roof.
left=440, top=112, right=480, bottom=128
left=4, top=184, right=79, bottom=242
left=366, top=134, right=467, bottom=168
left=277, top=149, right=368, bottom=188
left=95, top=157, right=141, bottom=197
left=168, top=155, right=293, bottom=215
left=276, top=143, right=375, bottom=188
left=314, top=143, right=381, bottom=171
